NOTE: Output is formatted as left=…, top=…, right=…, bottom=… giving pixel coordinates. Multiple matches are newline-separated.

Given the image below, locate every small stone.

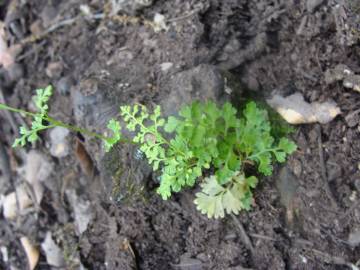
left=3, top=184, right=33, bottom=219
left=46, top=62, right=63, bottom=79
left=49, top=127, right=70, bottom=158
left=348, top=230, right=360, bottom=247
left=160, top=62, right=173, bottom=72
left=345, top=109, right=360, bottom=128
left=176, top=254, right=203, bottom=270
left=56, top=76, right=75, bottom=95
left=343, top=74, right=360, bottom=92
left=41, top=232, right=65, bottom=267
left=7, top=63, right=24, bottom=82
left=324, top=64, right=353, bottom=84
left=306, top=0, right=324, bottom=13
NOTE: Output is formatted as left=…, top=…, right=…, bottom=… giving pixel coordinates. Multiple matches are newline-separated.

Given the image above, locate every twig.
left=316, top=125, right=339, bottom=210
left=249, top=233, right=275, bottom=242
left=166, top=7, right=202, bottom=23
left=231, top=214, right=255, bottom=254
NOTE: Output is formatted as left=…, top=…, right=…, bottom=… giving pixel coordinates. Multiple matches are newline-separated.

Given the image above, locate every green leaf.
left=164, top=116, right=180, bottom=133
left=104, top=119, right=122, bottom=152
left=278, top=138, right=297, bottom=154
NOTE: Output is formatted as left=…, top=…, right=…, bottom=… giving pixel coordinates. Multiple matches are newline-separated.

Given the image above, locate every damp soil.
left=0, top=0, right=360, bottom=269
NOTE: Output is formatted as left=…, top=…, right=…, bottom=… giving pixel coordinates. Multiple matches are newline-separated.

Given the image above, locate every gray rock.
left=306, top=0, right=324, bottom=13
left=56, top=76, right=75, bottom=95
left=172, top=254, right=203, bottom=270
left=348, top=230, right=360, bottom=247
left=66, top=190, right=93, bottom=235
left=160, top=64, right=225, bottom=116
left=343, top=74, right=360, bottom=92
left=345, top=109, right=360, bottom=128
left=41, top=232, right=65, bottom=267
left=49, top=127, right=70, bottom=158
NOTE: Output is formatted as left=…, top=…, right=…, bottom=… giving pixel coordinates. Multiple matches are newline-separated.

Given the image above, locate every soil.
left=0, top=0, right=360, bottom=269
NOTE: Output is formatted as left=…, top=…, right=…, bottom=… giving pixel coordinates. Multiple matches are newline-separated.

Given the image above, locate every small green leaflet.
left=13, top=86, right=54, bottom=147
left=33, top=85, right=52, bottom=115
left=104, top=119, right=122, bottom=152
left=194, top=172, right=258, bottom=219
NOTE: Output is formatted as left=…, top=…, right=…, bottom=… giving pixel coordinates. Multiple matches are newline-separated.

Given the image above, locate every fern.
left=0, top=85, right=297, bottom=219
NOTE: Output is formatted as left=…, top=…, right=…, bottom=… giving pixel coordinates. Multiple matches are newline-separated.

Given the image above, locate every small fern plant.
left=0, top=85, right=296, bottom=218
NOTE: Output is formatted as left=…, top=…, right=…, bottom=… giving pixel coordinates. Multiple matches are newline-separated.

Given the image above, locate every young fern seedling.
left=0, top=85, right=297, bottom=219
left=0, top=85, right=122, bottom=150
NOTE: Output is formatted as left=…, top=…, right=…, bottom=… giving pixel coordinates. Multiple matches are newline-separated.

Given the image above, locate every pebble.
left=41, top=232, right=65, bottom=267
left=160, top=62, right=173, bottom=72
left=7, top=63, right=24, bottom=82
left=49, top=127, right=70, bottom=158
left=56, top=76, right=75, bottom=95
left=348, top=230, right=360, bottom=247
left=3, top=184, right=33, bottom=219
left=46, top=62, right=63, bottom=79
left=343, top=74, right=360, bottom=92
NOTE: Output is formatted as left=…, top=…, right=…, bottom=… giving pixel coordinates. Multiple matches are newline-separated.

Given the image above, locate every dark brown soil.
left=0, top=0, right=360, bottom=269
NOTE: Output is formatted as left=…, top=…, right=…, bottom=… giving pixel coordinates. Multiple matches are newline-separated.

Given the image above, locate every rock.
left=266, top=92, right=341, bottom=124
left=56, top=76, right=75, bottom=96
left=19, top=150, right=53, bottom=204
left=160, top=64, right=225, bottom=117
left=348, top=230, right=360, bottom=247
left=324, top=64, right=353, bottom=85
left=153, top=13, right=168, bottom=32
left=160, top=62, right=173, bottom=72
left=49, top=127, right=70, bottom=158
left=3, top=184, right=33, bottom=219
left=66, top=190, right=93, bottom=235
left=46, top=62, right=63, bottom=79
left=0, top=246, right=8, bottom=262
left=343, top=74, right=360, bottom=92
left=41, top=232, right=65, bottom=267
left=20, top=237, right=39, bottom=270
left=306, top=0, right=324, bottom=13
left=110, top=0, right=153, bottom=15
left=345, top=109, right=360, bottom=128
left=172, top=254, right=203, bottom=270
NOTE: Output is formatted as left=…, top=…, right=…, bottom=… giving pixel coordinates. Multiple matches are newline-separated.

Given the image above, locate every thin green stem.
left=0, top=102, right=133, bottom=145
left=0, top=103, right=37, bottom=117
left=247, top=148, right=279, bottom=160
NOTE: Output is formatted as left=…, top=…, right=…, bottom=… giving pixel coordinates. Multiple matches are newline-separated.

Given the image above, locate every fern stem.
left=0, top=103, right=133, bottom=145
